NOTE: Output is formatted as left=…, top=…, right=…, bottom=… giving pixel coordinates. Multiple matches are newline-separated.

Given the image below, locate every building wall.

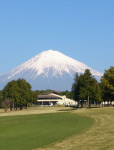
left=37, top=93, right=77, bottom=106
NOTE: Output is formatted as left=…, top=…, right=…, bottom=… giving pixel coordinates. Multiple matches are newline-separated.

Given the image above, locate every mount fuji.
left=0, top=50, right=103, bottom=91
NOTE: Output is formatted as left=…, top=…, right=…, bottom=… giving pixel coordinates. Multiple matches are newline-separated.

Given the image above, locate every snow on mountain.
left=0, top=50, right=103, bottom=90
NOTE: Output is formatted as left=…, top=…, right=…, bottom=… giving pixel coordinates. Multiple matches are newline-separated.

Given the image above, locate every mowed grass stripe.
left=0, top=112, right=94, bottom=150
left=36, top=107, right=114, bottom=150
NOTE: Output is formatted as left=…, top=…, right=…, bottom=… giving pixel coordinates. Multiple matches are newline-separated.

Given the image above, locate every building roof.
left=38, top=93, right=62, bottom=99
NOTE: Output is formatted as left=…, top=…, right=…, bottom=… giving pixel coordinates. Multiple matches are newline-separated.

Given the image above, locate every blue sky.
left=0, top=0, right=114, bottom=74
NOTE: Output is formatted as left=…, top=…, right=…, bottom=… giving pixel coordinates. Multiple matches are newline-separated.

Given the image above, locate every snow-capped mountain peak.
left=0, top=50, right=103, bottom=90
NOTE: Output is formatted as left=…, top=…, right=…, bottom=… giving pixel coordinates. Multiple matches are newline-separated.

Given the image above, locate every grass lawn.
left=0, top=107, right=73, bottom=116
left=36, top=107, right=114, bottom=150
left=0, top=112, right=94, bottom=150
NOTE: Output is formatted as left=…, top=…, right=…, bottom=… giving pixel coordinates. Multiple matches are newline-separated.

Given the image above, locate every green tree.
left=3, top=79, right=32, bottom=110
left=72, top=73, right=80, bottom=101
left=100, top=66, right=114, bottom=102
left=31, top=91, right=38, bottom=105
left=17, top=79, right=32, bottom=110
left=60, top=90, right=73, bottom=99
left=72, top=69, right=102, bottom=107
left=91, top=80, right=102, bottom=104
left=3, top=80, right=19, bottom=110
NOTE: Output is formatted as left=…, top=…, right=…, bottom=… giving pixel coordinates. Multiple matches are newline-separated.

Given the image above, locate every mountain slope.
left=0, top=50, right=103, bottom=90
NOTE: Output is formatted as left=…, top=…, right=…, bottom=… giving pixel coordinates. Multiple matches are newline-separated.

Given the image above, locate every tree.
left=60, top=90, right=73, bottom=99
left=79, top=70, right=94, bottom=107
left=17, top=79, right=32, bottom=110
left=2, top=99, right=11, bottom=112
left=2, top=80, right=19, bottom=110
left=31, top=91, right=38, bottom=105
left=91, top=80, right=102, bottom=104
left=100, top=66, right=114, bottom=102
left=3, top=79, right=32, bottom=110
left=72, top=73, right=80, bottom=101
left=72, top=69, right=102, bottom=107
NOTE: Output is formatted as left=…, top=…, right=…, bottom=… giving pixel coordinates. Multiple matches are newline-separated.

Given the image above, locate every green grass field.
left=0, top=112, right=94, bottom=150
left=0, top=107, right=113, bottom=150
left=36, top=107, right=114, bottom=150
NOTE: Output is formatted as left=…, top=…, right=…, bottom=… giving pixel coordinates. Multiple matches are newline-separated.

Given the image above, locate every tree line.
left=72, top=66, right=114, bottom=107
left=0, top=66, right=113, bottom=111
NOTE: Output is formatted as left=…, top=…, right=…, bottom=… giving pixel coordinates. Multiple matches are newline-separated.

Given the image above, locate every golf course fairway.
left=0, top=112, right=94, bottom=150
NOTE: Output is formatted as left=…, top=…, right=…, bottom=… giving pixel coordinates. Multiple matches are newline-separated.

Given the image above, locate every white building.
left=38, top=93, right=77, bottom=106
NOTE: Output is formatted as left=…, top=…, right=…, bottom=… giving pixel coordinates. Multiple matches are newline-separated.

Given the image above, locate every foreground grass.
left=0, top=112, right=94, bottom=150
left=36, top=107, right=114, bottom=150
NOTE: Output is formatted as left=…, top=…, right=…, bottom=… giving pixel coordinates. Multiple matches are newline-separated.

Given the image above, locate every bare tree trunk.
left=81, top=102, right=83, bottom=108
left=27, top=103, right=28, bottom=109
left=13, top=102, right=14, bottom=110
left=88, top=95, right=90, bottom=108
left=10, top=106, right=12, bottom=111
